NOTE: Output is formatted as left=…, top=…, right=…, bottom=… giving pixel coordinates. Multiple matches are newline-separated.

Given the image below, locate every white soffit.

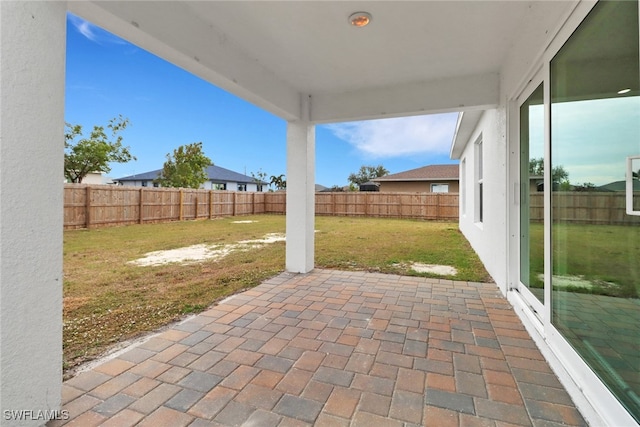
left=450, top=110, right=484, bottom=159
left=70, top=1, right=573, bottom=123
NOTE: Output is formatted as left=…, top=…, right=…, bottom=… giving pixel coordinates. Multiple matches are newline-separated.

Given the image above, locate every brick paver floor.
left=51, top=269, right=587, bottom=426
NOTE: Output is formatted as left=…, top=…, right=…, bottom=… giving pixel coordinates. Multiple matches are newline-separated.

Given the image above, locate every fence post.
left=139, top=188, right=144, bottom=224
left=179, top=189, right=184, bottom=221
left=365, top=192, right=369, bottom=217
left=436, top=194, right=441, bottom=220
left=332, top=193, right=336, bottom=217
left=233, top=192, right=237, bottom=217
left=195, top=195, right=199, bottom=220
left=252, top=192, right=255, bottom=215
left=209, top=190, right=213, bottom=219
left=85, top=185, right=92, bottom=229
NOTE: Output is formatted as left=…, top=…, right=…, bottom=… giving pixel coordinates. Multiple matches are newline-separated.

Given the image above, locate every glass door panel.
left=550, top=1, right=640, bottom=421
left=520, top=83, right=545, bottom=306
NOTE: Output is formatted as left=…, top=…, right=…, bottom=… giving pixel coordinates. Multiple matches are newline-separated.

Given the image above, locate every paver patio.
left=52, top=269, right=587, bottom=426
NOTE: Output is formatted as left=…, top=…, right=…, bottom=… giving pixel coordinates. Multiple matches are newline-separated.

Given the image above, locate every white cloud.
left=74, top=17, right=98, bottom=41
left=326, top=113, right=458, bottom=159
left=68, top=14, right=126, bottom=45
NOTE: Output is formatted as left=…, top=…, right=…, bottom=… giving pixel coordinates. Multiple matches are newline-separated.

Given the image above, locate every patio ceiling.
left=68, top=1, right=575, bottom=123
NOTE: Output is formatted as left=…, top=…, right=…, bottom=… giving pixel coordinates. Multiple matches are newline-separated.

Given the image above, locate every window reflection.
left=550, top=1, right=640, bottom=421
left=520, top=84, right=544, bottom=304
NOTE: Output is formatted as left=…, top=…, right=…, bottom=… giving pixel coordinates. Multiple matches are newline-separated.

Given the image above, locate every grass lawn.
left=525, top=222, right=640, bottom=297
left=551, top=223, right=640, bottom=297
left=63, top=215, right=489, bottom=374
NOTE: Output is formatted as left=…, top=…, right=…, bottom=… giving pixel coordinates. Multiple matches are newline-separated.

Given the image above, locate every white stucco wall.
left=1, top=2, right=66, bottom=424
left=81, top=172, right=104, bottom=185
left=457, top=2, right=578, bottom=296
left=457, top=109, right=508, bottom=293
left=246, top=183, right=263, bottom=192
left=119, top=180, right=141, bottom=187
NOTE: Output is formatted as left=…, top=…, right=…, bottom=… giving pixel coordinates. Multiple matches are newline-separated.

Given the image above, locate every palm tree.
left=270, top=174, right=286, bottom=190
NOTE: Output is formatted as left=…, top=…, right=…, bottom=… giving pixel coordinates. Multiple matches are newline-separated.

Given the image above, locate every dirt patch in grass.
left=129, top=233, right=285, bottom=266
left=410, top=263, right=458, bottom=276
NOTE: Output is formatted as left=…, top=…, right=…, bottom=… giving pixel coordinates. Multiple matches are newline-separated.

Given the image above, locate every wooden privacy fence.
left=65, top=186, right=640, bottom=230
left=64, top=185, right=459, bottom=229
left=231, top=191, right=459, bottom=220
left=64, top=185, right=266, bottom=229
left=315, top=192, right=459, bottom=220
left=529, top=192, right=640, bottom=225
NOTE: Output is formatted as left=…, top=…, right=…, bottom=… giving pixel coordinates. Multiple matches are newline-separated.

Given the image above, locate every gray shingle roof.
left=373, top=164, right=459, bottom=182
left=115, top=165, right=265, bottom=184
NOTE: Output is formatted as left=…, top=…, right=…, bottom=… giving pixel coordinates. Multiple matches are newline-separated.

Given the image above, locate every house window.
left=474, top=137, right=483, bottom=223
left=213, top=183, right=226, bottom=191
left=141, top=181, right=148, bottom=187
left=257, top=184, right=263, bottom=192
left=238, top=184, right=247, bottom=191
left=431, top=183, right=449, bottom=193
left=153, top=182, right=159, bottom=188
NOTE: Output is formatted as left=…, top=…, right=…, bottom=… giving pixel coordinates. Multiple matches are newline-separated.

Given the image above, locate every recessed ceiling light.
left=349, top=12, right=372, bottom=28
left=618, top=88, right=631, bottom=94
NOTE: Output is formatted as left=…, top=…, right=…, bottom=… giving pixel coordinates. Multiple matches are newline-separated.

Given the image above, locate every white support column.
left=1, top=1, right=66, bottom=421
left=286, top=96, right=315, bottom=273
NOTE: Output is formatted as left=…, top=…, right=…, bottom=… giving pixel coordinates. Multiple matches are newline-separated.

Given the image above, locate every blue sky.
left=65, top=13, right=458, bottom=188
left=528, top=97, right=639, bottom=186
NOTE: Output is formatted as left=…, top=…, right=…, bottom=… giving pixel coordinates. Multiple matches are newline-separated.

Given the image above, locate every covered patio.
left=54, top=270, right=585, bottom=426
left=2, top=1, right=636, bottom=424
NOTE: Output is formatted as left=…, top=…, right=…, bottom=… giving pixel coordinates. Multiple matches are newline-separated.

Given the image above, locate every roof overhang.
left=450, top=110, right=484, bottom=160
left=66, top=1, right=573, bottom=124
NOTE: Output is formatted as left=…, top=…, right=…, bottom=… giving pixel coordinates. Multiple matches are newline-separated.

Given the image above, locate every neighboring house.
left=65, top=172, right=114, bottom=185
left=114, top=165, right=267, bottom=192
left=273, top=184, right=334, bottom=192
left=529, top=175, right=543, bottom=193
left=372, top=164, right=459, bottom=193
left=78, top=172, right=103, bottom=185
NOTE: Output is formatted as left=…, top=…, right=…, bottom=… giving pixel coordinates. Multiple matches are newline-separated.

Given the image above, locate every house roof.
left=373, top=164, right=459, bottom=182
left=115, top=165, right=265, bottom=184
left=598, top=180, right=640, bottom=192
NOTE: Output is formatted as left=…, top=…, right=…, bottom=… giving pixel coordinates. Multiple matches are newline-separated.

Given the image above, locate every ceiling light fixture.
left=349, top=12, right=372, bottom=28
left=618, top=88, right=631, bottom=94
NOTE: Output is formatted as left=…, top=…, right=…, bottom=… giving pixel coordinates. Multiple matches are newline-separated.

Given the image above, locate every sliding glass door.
left=517, top=1, right=640, bottom=421
left=550, top=1, right=640, bottom=421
